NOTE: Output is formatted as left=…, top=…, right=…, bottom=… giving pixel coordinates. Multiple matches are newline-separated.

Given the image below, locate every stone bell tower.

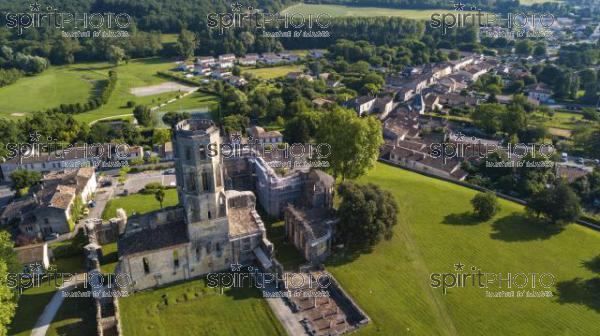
left=172, top=119, right=230, bottom=272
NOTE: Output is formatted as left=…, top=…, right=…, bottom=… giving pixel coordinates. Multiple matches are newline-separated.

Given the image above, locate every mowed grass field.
left=243, top=65, right=304, bottom=79
left=0, top=65, right=104, bottom=117
left=119, top=279, right=286, bottom=336
left=0, top=58, right=206, bottom=124
left=327, top=163, right=600, bottom=335
left=74, top=58, right=184, bottom=124
left=281, top=3, right=483, bottom=20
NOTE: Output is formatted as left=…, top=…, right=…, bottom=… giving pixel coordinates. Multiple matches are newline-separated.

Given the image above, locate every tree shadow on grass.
left=442, top=212, right=481, bottom=225
left=555, top=277, right=600, bottom=313
left=490, top=213, right=563, bottom=242
left=325, top=245, right=374, bottom=267
left=582, top=255, right=600, bottom=273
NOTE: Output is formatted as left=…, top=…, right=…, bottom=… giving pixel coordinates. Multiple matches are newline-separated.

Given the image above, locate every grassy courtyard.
left=281, top=3, right=483, bottom=20
left=102, top=188, right=179, bottom=220
left=119, top=279, right=286, bottom=336
left=326, top=162, right=600, bottom=335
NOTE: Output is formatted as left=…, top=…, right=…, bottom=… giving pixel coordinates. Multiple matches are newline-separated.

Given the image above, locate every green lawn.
left=9, top=281, right=57, bottom=336
left=326, top=162, right=600, bottom=335
left=0, top=65, right=104, bottom=117
left=102, top=188, right=179, bottom=220
left=281, top=3, right=483, bottom=20
left=119, top=279, right=286, bottom=336
left=46, top=285, right=97, bottom=336
left=243, top=65, right=304, bottom=79
left=531, top=111, right=591, bottom=131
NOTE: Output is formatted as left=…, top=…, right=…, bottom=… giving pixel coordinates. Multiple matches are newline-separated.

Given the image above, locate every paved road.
left=30, top=274, right=86, bottom=336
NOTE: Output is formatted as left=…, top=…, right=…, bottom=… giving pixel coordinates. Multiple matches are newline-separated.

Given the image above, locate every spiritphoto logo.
left=2, top=133, right=137, bottom=169
left=207, top=263, right=331, bottom=295
left=6, top=265, right=132, bottom=296
left=430, top=262, right=555, bottom=298
left=429, top=2, right=555, bottom=38
left=429, top=133, right=555, bottom=164
left=5, top=2, right=131, bottom=37
left=207, top=2, right=331, bottom=37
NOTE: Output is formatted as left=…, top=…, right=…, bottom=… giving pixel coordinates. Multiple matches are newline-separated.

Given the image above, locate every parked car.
left=576, top=157, right=585, bottom=164
left=88, top=200, right=96, bottom=208
left=101, top=180, right=112, bottom=187
left=43, top=233, right=59, bottom=241
left=122, top=189, right=129, bottom=196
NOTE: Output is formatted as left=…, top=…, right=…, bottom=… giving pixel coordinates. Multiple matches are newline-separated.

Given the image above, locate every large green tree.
left=176, top=29, right=197, bottom=59
left=527, top=181, right=582, bottom=225
left=315, top=108, right=383, bottom=180
left=336, top=182, right=398, bottom=248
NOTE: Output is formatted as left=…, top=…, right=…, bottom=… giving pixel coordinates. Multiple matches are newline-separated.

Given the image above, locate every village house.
left=525, top=83, right=554, bottom=104
left=261, top=53, right=285, bottom=65
left=383, top=113, right=420, bottom=141
left=374, top=96, right=394, bottom=119
left=211, top=70, right=232, bottom=80
left=0, top=167, right=97, bottom=238
left=218, top=54, right=236, bottom=69
left=237, top=53, right=259, bottom=66
left=389, top=146, right=468, bottom=181
left=196, top=56, right=216, bottom=68
left=247, top=126, right=283, bottom=144
left=343, top=96, right=377, bottom=116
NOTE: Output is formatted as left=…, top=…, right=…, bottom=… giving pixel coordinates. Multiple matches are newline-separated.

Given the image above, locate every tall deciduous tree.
left=176, top=29, right=197, bottom=59
left=315, top=108, right=383, bottom=180
left=527, top=181, right=582, bottom=225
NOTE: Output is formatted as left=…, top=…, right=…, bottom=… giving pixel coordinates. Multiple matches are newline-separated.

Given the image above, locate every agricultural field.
left=119, top=279, right=286, bottom=336
left=326, top=163, right=600, bottom=335
left=101, top=188, right=179, bottom=220
left=281, top=3, right=482, bottom=20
